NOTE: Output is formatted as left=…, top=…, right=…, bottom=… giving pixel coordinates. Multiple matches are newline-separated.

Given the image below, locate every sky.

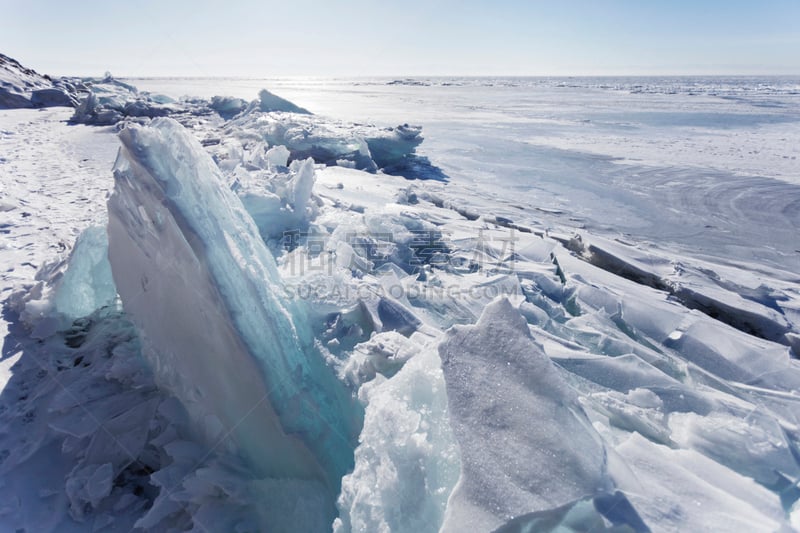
left=1, top=0, right=799, bottom=77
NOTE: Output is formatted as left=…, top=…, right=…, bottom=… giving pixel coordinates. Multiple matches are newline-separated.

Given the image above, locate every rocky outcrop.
left=0, top=53, right=80, bottom=109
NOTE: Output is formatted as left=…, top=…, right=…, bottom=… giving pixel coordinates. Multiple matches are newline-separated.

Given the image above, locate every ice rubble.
left=1, top=298, right=334, bottom=531
left=107, top=119, right=361, bottom=504
left=304, top=168, right=800, bottom=532
left=236, top=156, right=320, bottom=241
left=209, top=95, right=248, bottom=119
left=67, top=75, right=313, bottom=126
left=335, top=348, right=460, bottom=533
left=65, top=75, right=425, bottom=177
left=6, top=225, right=116, bottom=340
left=69, top=75, right=186, bottom=126
left=4, top=73, right=800, bottom=532
left=0, top=305, right=168, bottom=532
left=223, top=107, right=423, bottom=172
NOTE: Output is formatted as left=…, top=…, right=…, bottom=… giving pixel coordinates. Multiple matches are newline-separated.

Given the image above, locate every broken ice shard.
left=106, top=118, right=361, bottom=494
left=438, top=297, right=609, bottom=532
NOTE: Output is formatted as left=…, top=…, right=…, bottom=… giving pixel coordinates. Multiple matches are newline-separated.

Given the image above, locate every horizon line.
left=104, top=72, right=800, bottom=80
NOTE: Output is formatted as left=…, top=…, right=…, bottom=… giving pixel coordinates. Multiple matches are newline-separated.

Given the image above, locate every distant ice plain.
left=129, top=76, right=800, bottom=273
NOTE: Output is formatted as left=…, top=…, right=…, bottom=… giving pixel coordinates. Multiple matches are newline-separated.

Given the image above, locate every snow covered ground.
left=1, top=75, right=799, bottom=532
left=0, top=108, right=119, bottom=334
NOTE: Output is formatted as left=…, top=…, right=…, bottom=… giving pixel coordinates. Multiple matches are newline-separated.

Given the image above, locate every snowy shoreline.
left=1, top=71, right=800, bottom=532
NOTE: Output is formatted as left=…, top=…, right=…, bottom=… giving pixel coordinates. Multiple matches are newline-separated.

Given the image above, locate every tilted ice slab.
left=255, top=88, right=312, bottom=114
left=613, top=432, right=786, bottom=531
left=579, top=233, right=799, bottom=350
left=438, top=297, right=610, bottom=532
left=107, top=118, right=360, bottom=497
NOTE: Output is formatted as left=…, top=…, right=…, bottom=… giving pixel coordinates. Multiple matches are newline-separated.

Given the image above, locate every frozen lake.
left=128, top=76, right=800, bottom=272
left=3, top=74, right=800, bottom=531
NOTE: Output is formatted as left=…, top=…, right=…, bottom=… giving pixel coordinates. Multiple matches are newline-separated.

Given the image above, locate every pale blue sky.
left=1, top=0, right=798, bottom=77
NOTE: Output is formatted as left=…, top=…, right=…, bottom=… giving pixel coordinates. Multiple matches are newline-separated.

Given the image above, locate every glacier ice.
left=438, top=297, right=609, bottom=532
left=107, top=118, right=361, bottom=508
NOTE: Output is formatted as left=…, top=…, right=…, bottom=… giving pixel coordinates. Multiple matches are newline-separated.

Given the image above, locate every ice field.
left=1, top=69, right=799, bottom=531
